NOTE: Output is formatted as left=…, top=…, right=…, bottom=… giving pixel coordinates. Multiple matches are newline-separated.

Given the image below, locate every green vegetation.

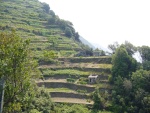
left=0, top=0, right=111, bottom=113
left=0, top=0, right=92, bottom=59
left=111, top=45, right=137, bottom=82
left=42, top=69, right=90, bottom=77
left=53, top=103, right=112, bottom=113
left=77, top=77, right=88, bottom=85
left=46, top=88, right=75, bottom=93
left=66, top=78, right=76, bottom=83
left=0, top=31, right=53, bottom=112
left=110, top=43, right=150, bottom=113
left=1, top=0, right=150, bottom=113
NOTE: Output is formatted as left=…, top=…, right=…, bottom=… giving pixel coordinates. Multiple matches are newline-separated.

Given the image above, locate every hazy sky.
left=39, top=0, right=150, bottom=48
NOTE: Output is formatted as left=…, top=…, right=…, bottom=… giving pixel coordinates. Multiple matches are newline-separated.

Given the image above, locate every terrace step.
left=39, top=66, right=111, bottom=74
left=37, top=81, right=112, bottom=93
left=37, top=81, right=95, bottom=93
left=50, top=92, right=87, bottom=99
left=58, top=57, right=111, bottom=64
left=51, top=97, right=93, bottom=105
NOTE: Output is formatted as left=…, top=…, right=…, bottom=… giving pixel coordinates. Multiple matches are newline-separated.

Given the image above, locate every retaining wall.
left=37, top=82, right=95, bottom=93
left=50, top=92, right=87, bottom=99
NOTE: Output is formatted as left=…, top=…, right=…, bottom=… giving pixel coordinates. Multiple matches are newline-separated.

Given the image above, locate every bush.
left=66, top=78, right=76, bottom=83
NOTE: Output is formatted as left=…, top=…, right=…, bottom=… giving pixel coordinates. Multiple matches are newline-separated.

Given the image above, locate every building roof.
left=88, top=75, right=98, bottom=78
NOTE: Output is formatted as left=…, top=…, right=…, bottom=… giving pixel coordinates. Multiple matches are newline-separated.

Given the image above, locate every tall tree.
left=0, top=30, right=38, bottom=112
left=111, top=45, right=137, bottom=81
left=108, top=41, right=137, bottom=56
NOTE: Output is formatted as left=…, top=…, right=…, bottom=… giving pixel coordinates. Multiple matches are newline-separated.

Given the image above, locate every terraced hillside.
left=37, top=56, right=112, bottom=104
left=0, top=0, right=113, bottom=105
left=0, top=0, right=92, bottom=60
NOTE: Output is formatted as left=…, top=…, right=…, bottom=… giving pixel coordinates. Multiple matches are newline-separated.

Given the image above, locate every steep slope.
left=0, top=0, right=113, bottom=106
left=0, top=0, right=88, bottom=58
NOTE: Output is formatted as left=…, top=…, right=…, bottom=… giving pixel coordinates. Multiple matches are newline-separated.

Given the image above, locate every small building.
left=93, top=51, right=101, bottom=56
left=93, top=49, right=105, bottom=56
left=88, top=74, right=99, bottom=84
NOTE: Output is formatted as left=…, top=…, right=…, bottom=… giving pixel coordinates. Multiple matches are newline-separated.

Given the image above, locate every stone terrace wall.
left=50, top=92, right=87, bottom=99
left=37, top=82, right=95, bottom=93
left=58, top=57, right=112, bottom=64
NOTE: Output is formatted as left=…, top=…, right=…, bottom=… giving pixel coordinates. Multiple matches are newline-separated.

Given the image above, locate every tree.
left=42, top=3, right=50, bottom=13
left=138, top=46, right=150, bottom=70
left=108, top=41, right=137, bottom=56
left=75, top=32, right=80, bottom=42
left=48, top=17, right=55, bottom=25
left=0, top=30, right=39, bottom=112
left=108, top=42, right=119, bottom=54
left=91, top=88, right=104, bottom=110
left=142, top=61, right=150, bottom=71
left=123, top=41, right=137, bottom=56
left=29, top=87, right=54, bottom=113
left=89, top=88, right=109, bottom=111
left=43, top=50, right=58, bottom=61
left=111, top=46, right=137, bottom=81
left=138, top=46, right=150, bottom=62
left=65, top=27, right=73, bottom=38
left=49, top=10, right=55, bottom=17
left=112, top=67, right=150, bottom=113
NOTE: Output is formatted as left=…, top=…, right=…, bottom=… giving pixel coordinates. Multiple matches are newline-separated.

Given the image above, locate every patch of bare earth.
left=36, top=79, right=67, bottom=83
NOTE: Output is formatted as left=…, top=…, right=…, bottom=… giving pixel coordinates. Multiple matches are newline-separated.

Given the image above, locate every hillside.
left=0, top=0, right=93, bottom=59
left=0, top=0, right=113, bottom=112
left=37, top=56, right=112, bottom=105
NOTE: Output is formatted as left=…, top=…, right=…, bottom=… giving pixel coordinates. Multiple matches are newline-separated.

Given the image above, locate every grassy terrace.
left=41, top=69, right=90, bottom=77
left=40, top=67, right=111, bottom=75
left=46, top=88, right=75, bottom=93
left=39, top=63, right=112, bottom=68
left=58, top=56, right=112, bottom=63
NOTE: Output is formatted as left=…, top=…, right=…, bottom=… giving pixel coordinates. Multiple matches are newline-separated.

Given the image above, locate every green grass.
left=95, top=83, right=112, bottom=89
left=42, top=69, right=90, bottom=77
left=45, top=88, right=75, bottom=93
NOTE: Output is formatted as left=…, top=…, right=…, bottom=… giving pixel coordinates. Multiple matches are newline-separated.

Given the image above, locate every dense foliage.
left=0, top=30, right=34, bottom=112
left=0, top=31, right=53, bottom=112
left=53, top=103, right=112, bottom=113
left=112, top=69, right=150, bottom=113
left=111, top=43, right=150, bottom=113
left=111, top=45, right=137, bottom=81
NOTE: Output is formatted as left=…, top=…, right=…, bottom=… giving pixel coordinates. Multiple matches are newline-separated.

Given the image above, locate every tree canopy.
left=111, top=46, right=137, bottom=81
left=0, top=31, right=54, bottom=112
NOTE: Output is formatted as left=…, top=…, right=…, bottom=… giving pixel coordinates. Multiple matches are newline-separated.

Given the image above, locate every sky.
left=39, top=0, right=150, bottom=49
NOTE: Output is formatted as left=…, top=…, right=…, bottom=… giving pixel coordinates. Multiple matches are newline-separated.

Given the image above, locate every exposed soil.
left=39, top=63, right=112, bottom=69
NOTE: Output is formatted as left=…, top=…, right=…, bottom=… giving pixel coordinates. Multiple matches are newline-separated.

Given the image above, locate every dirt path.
left=36, top=79, right=67, bottom=83
left=52, top=97, right=93, bottom=105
